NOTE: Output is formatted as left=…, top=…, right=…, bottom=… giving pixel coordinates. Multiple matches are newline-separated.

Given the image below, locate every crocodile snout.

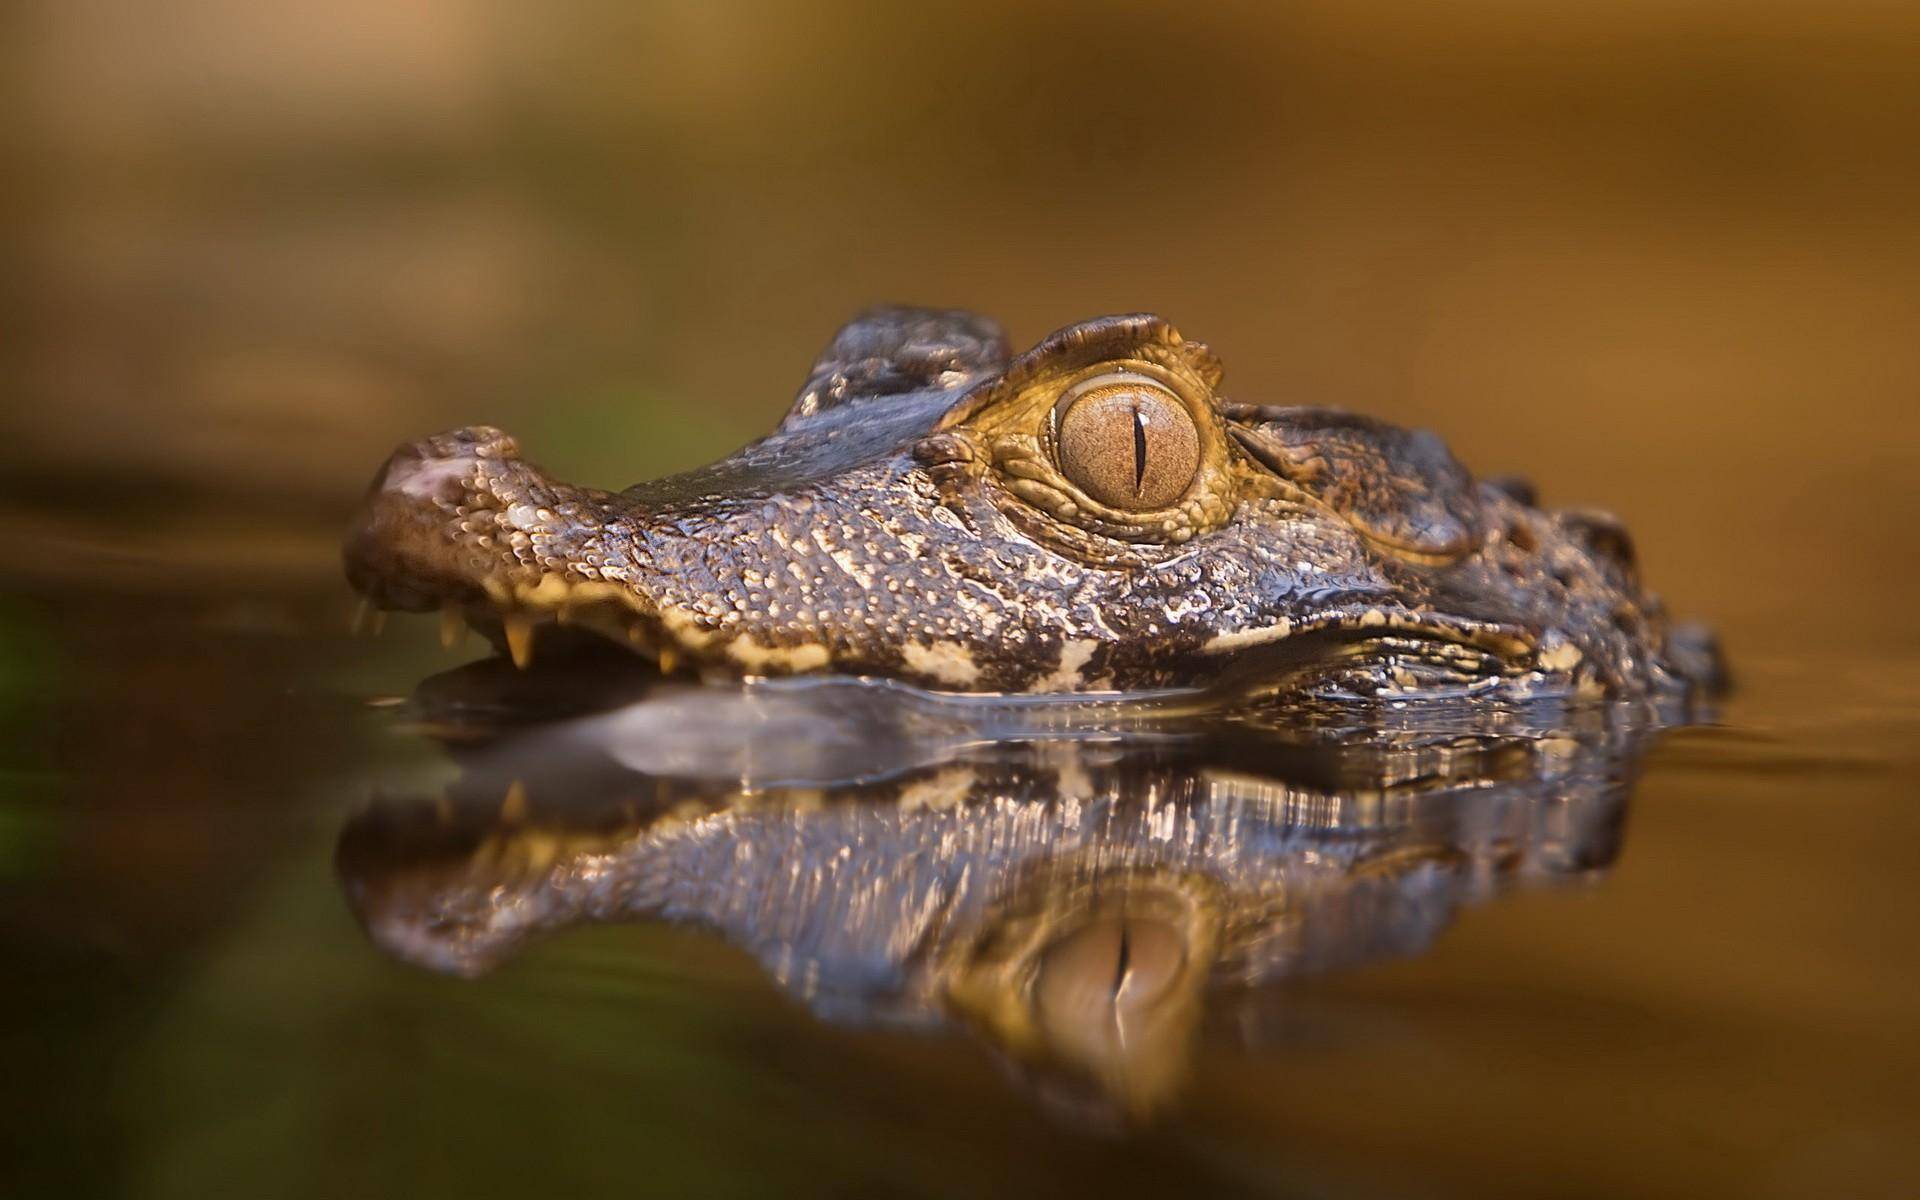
left=345, top=426, right=541, bottom=612
left=371, top=425, right=520, bottom=503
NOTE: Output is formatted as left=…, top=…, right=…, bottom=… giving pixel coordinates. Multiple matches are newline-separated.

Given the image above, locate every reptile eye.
left=1054, top=377, right=1200, bottom=511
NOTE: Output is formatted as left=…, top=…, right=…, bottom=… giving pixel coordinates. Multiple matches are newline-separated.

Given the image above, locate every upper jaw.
left=345, top=427, right=1548, bottom=695
left=345, top=424, right=931, bottom=681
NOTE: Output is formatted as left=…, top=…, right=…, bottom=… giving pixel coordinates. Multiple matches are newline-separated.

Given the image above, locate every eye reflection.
left=336, top=660, right=1645, bottom=1131
left=1054, top=376, right=1200, bottom=510
left=1035, top=915, right=1187, bottom=1034
left=1029, top=914, right=1194, bottom=1102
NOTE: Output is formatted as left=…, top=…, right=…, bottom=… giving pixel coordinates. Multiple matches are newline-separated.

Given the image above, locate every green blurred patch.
left=118, top=832, right=848, bottom=1198
left=0, top=596, right=58, bottom=728
left=0, top=599, right=67, bottom=881
left=112, top=822, right=1213, bottom=1199
left=0, top=770, right=62, bottom=881
left=526, top=382, right=763, bottom=489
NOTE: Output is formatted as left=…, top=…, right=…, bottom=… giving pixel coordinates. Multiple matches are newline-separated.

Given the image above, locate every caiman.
left=345, top=308, right=1720, bottom=698
left=338, top=661, right=1647, bottom=1123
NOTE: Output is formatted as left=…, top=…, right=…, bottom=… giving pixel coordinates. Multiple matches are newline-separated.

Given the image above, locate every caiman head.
left=346, top=308, right=1714, bottom=696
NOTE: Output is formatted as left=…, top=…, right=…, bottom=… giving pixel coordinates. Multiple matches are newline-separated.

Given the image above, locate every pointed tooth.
left=657, top=647, right=679, bottom=674
left=502, top=614, right=535, bottom=669
left=526, top=835, right=557, bottom=871
left=350, top=597, right=374, bottom=636
left=367, top=608, right=388, bottom=637
left=501, top=780, right=528, bottom=823
left=440, top=605, right=467, bottom=650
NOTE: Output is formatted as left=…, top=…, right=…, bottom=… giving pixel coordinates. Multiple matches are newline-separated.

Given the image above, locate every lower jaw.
left=365, top=577, right=869, bottom=688
left=351, top=574, right=701, bottom=678
left=355, top=583, right=1549, bottom=699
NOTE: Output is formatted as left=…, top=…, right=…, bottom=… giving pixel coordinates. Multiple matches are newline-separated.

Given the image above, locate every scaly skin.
left=337, top=665, right=1647, bottom=1121
left=344, top=309, right=1718, bottom=697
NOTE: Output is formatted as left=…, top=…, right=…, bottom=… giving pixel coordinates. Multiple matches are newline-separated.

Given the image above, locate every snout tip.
left=366, top=425, right=520, bottom=504
left=346, top=426, right=523, bottom=610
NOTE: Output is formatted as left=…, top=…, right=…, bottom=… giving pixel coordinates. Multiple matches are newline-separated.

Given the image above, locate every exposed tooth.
left=658, top=647, right=679, bottom=674
left=501, top=780, right=528, bottom=823
left=502, top=613, right=535, bottom=669
left=526, top=836, right=558, bottom=871
left=440, top=605, right=467, bottom=650
left=555, top=604, right=572, bottom=627
left=366, top=608, right=387, bottom=637
left=350, top=597, right=374, bottom=636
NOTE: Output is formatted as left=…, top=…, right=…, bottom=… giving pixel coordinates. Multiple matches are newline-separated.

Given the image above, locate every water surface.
left=3, top=581, right=1915, bottom=1198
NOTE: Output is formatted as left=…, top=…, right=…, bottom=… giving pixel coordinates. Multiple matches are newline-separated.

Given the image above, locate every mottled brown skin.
left=345, top=308, right=1717, bottom=697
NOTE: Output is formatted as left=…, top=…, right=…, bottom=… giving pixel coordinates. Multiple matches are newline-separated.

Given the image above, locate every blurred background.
left=5, top=3, right=1920, bottom=1197
left=6, top=0, right=1918, bottom=651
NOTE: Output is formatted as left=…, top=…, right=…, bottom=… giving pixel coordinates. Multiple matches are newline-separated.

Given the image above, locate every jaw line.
left=359, top=582, right=1544, bottom=691
left=1202, top=604, right=1534, bottom=653
left=1197, top=603, right=1539, bottom=678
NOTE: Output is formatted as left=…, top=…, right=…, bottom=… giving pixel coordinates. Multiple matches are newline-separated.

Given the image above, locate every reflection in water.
left=337, top=658, right=1660, bottom=1126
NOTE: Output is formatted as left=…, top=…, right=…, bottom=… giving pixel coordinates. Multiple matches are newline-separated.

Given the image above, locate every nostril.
left=347, top=426, right=529, bottom=609
left=421, top=425, right=518, bottom=462
left=373, top=453, right=468, bottom=505
left=372, top=426, right=519, bottom=503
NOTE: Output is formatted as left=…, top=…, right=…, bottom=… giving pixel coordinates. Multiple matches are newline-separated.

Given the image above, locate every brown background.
left=4, top=6, right=1919, bottom=1196
left=7, top=0, right=1919, bottom=660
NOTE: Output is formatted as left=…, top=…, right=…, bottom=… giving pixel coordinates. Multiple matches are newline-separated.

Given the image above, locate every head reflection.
left=336, top=662, right=1647, bottom=1126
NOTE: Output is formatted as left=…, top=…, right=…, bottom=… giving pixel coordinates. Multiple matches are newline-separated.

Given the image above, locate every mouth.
left=365, top=588, right=692, bottom=675
left=350, top=558, right=744, bottom=683
left=345, top=425, right=742, bottom=679
left=1192, top=601, right=1549, bottom=698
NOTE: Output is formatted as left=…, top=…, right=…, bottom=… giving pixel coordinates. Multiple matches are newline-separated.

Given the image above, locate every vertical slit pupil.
left=1131, top=404, right=1149, bottom=496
